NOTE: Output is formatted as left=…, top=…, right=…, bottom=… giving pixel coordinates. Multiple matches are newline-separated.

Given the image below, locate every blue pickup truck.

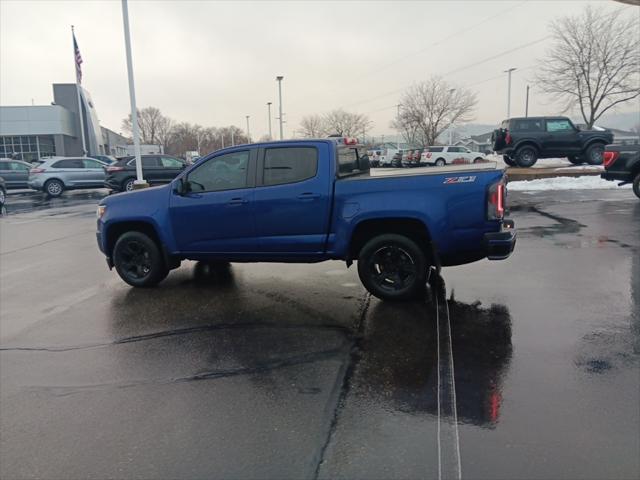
left=96, top=138, right=516, bottom=300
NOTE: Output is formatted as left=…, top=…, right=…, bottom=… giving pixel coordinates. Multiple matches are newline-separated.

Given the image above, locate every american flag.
left=73, top=32, right=83, bottom=84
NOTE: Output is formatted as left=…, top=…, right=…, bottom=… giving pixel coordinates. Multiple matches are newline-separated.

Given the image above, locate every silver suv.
left=28, top=157, right=108, bottom=197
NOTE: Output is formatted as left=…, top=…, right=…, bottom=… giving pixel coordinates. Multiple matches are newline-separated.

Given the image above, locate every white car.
left=420, top=146, right=485, bottom=166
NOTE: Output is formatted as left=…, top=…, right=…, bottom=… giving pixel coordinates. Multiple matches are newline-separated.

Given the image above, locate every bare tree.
left=322, top=109, right=372, bottom=137
left=122, top=107, right=171, bottom=145
left=299, top=114, right=326, bottom=137
left=535, top=6, right=640, bottom=128
left=392, top=76, right=477, bottom=146
left=155, top=116, right=175, bottom=151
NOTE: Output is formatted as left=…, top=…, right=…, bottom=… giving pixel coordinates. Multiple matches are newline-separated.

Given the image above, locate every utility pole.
left=276, top=76, right=284, bottom=139
left=120, top=0, right=146, bottom=188
left=231, top=129, right=235, bottom=146
left=221, top=133, right=225, bottom=149
left=525, top=85, right=530, bottom=117
left=504, top=68, right=516, bottom=118
left=245, top=115, right=251, bottom=143
left=267, top=102, right=273, bottom=139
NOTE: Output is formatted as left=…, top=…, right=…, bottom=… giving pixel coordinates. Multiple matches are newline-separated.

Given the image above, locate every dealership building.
left=0, top=83, right=129, bottom=162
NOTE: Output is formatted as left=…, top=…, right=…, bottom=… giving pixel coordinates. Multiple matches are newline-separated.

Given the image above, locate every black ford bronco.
left=492, top=116, right=613, bottom=168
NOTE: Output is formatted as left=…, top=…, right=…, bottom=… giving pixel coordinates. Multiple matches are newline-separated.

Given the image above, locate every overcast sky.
left=1, top=0, right=638, bottom=139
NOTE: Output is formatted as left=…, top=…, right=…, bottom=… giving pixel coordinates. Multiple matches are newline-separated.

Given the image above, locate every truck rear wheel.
left=113, top=231, right=168, bottom=287
left=503, top=155, right=517, bottom=167
left=633, top=173, right=640, bottom=200
left=357, top=234, right=428, bottom=301
left=568, top=156, right=584, bottom=165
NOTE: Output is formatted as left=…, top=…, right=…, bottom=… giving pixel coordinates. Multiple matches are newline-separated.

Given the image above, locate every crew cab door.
left=253, top=143, right=332, bottom=254
left=169, top=149, right=257, bottom=253
left=543, top=119, right=580, bottom=155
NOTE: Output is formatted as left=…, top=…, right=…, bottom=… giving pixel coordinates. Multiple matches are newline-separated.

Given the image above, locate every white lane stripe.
left=444, top=295, right=463, bottom=478
left=435, top=285, right=462, bottom=480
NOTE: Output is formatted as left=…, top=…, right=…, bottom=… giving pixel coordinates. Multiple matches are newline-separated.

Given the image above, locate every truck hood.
left=100, top=183, right=170, bottom=208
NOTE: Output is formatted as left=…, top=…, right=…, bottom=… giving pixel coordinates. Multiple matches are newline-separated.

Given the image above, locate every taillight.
left=603, top=151, right=619, bottom=168
left=488, top=181, right=505, bottom=220
left=30, top=168, right=45, bottom=174
left=106, top=166, right=124, bottom=172
left=505, top=132, right=512, bottom=145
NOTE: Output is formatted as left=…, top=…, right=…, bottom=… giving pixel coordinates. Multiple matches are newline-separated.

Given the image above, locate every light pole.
left=220, top=133, right=225, bottom=149
left=245, top=115, right=251, bottom=143
left=120, top=0, right=146, bottom=188
left=448, top=88, right=456, bottom=145
left=267, top=102, right=273, bottom=139
left=525, top=85, right=530, bottom=117
left=231, top=129, right=235, bottom=146
left=276, top=76, right=284, bottom=140
left=504, top=68, right=516, bottom=118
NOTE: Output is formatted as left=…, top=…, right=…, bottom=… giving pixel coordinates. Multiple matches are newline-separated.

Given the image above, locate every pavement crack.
left=0, top=322, right=353, bottom=353
left=25, top=345, right=351, bottom=397
left=312, top=292, right=371, bottom=480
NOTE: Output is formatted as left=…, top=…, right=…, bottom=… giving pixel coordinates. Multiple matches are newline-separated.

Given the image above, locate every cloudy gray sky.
left=1, top=0, right=638, bottom=139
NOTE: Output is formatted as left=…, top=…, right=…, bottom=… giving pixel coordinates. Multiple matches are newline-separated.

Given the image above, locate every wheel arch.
left=514, top=140, right=541, bottom=153
left=44, top=177, right=66, bottom=187
left=105, top=220, right=163, bottom=260
left=348, top=217, right=436, bottom=264
left=582, top=139, right=607, bottom=152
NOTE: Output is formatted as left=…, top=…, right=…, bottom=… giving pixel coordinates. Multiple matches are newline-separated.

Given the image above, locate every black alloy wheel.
left=585, top=144, right=604, bottom=165
left=515, top=146, right=538, bottom=167
left=113, top=231, right=168, bottom=287
left=357, top=234, right=428, bottom=301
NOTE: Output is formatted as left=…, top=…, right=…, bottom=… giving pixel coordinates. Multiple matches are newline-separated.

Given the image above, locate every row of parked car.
left=367, top=145, right=486, bottom=168
left=0, top=154, right=187, bottom=197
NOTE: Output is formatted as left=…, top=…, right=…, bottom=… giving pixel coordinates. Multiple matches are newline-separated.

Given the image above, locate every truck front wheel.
left=357, top=234, right=429, bottom=301
left=113, top=231, right=169, bottom=287
left=633, top=173, right=640, bottom=200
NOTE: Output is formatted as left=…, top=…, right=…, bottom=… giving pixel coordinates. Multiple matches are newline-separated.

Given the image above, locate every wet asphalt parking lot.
left=0, top=188, right=638, bottom=480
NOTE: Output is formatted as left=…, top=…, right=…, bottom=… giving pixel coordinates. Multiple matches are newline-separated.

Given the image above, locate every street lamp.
left=504, top=68, right=517, bottom=118
left=245, top=115, right=251, bottom=143
left=276, top=76, right=284, bottom=140
left=267, top=102, right=273, bottom=139
left=448, top=88, right=456, bottom=145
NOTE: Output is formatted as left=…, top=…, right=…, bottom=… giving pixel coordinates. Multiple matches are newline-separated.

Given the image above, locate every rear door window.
left=513, top=119, right=543, bottom=131
left=160, top=156, right=184, bottom=168
left=83, top=159, right=104, bottom=169
left=52, top=159, right=84, bottom=168
left=263, top=147, right=318, bottom=186
left=428, top=147, right=443, bottom=152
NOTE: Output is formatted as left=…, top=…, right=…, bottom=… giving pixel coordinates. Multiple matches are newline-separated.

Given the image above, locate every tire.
left=357, top=234, right=429, bottom=301
left=568, top=156, right=584, bottom=165
left=0, top=187, right=5, bottom=207
left=113, top=231, right=169, bottom=287
left=123, top=177, right=136, bottom=192
left=503, top=155, right=517, bottom=167
left=435, top=158, right=446, bottom=167
left=585, top=143, right=604, bottom=165
left=633, top=173, right=640, bottom=200
left=515, top=146, right=538, bottom=168
left=473, top=157, right=483, bottom=163
left=44, top=179, right=64, bottom=197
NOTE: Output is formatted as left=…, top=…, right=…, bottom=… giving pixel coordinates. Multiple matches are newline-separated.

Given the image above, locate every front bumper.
left=484, top=219, right=516, bottom=260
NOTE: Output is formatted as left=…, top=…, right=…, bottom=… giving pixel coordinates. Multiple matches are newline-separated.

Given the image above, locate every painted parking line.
left=433, top=276, right=462, bottom=480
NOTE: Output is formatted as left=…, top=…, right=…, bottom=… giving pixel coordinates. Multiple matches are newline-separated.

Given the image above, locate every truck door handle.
left=228, top=197, right=247, bottom=206
left=297, top=192, right=320, bottom=200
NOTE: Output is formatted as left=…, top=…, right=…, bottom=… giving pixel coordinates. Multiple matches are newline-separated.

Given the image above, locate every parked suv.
left=0, top=159, right=32, bottom=189
left=28, top=157, right=108, bottom=197
left=492, top=116, right=613, bottom=167
left=104, top=155, right=186, bottom=192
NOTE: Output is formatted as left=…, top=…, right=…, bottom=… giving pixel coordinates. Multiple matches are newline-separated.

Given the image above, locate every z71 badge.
left=443, top=176, right=477, bottom=184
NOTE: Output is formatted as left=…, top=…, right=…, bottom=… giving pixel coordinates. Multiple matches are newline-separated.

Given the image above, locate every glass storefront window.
left=0, top=135, right=55, bottom=161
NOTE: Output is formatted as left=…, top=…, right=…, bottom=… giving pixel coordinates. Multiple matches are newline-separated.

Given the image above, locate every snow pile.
left=508, top=176, right=631, bottom=191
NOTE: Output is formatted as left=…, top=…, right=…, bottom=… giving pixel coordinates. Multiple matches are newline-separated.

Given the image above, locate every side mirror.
left=173, top=178, right=187, bottom=195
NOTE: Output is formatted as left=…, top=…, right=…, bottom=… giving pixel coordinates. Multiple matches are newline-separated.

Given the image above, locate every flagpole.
left=72, top=26, right=87, bottom=156
left=120, top=0, right=146, bottom=188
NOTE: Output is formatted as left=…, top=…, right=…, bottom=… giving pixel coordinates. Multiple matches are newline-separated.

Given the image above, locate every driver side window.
left=187, top=151, right=249, bottom=193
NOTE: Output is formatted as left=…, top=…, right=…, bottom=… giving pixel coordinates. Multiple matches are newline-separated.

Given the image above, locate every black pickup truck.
left=602, top=144, right=640, bottom=199
left=492, top=116, right=613, bottom=168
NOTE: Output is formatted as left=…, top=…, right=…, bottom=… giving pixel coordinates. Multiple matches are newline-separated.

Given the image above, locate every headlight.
left=97, top=205, right=106, bottom=219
